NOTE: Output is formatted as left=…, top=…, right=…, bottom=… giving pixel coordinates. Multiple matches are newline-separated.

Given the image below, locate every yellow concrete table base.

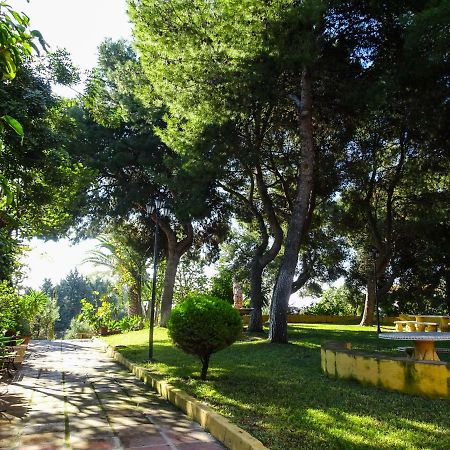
left=413, top=341, right=440, bottom=361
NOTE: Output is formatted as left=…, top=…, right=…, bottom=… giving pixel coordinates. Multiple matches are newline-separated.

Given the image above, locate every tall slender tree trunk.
left=360, top=276, right=376, bottom=325
left=360, top=251, right=393, bottom=326
left=248, top=259, right=264, bottom=332
left=247, top=166, right=283, bottom=332
left=151, top=218, right=193, bottom=327
left=270, top=68, right=315, bottom=343
left=159, top=250, right=181, bottom=326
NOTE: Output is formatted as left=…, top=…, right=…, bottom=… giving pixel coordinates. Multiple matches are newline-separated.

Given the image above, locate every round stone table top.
left=415, top=315, right=450, bottom=319
left=237, top=307, right=254, bottom=316
left=379, top=332, right=450, bottom=341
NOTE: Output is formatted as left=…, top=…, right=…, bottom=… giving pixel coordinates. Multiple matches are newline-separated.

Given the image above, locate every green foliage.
left=0, top=2, right=46, bottom=81
left=0, top=283, right=52, bottom=336
left=95, top=299, right=115, bottom=327
left=117, top=315, right=144, bottom=333
left=167, top=294, right=242, bottom=379
left=38, top=48, right=80, bottom=86
left=215, top=228, right=258, bottom=298
left=1, top=114, right=23, bottom=136
left=64, top=316, right=95, bottom=339
left=129, top=0, right=318, bottom=149
left=33, top=296, right=59, bottom=339
left=77, top=298, right=115, bottom=333
left=209, top=265, right=234, bottom=304
left=304, top=286, right=360, bottom=316
left=84, top=231, right=150, bottom=317
left=18, top=289, right=48, bottom=334
left=0, top=280, right=19, bottom=332
left=0, top=61, right=91, bottom=281
left=0, top=1, right=47, bottom=138
left=76, top=298, right=143, bottom=336
left=51, top=271, right=118, bottom=332
left=173, top=256, right=209, bottom=304
left=77, top=299, right=97, bottom=329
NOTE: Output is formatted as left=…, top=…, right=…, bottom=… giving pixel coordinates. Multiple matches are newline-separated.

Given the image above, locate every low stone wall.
left=321, top=342, right=450, bottom=399
left=242, top=314, right=399, bottom=325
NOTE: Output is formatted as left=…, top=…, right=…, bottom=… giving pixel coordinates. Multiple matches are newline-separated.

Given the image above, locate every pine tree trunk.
left=360, top=276, right=376, bottom=325
left=248, top=165, right=283, bottom=333
left=159, top=251, right=181, bottom=326
left=248, top=260, right=264, bottom=332
left=269, top=68, right=315, bottom=344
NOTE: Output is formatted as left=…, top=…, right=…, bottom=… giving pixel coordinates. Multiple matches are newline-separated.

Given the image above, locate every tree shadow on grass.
left=114, top=327, right=450, bottom=450
left=195, top=347, right=450, bottom=450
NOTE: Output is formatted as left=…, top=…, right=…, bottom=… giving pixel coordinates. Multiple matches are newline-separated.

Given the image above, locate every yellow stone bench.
left=394, top=321, right=439, bottom=332
left=417, top=322, right=439, bottom=332
left=394, top=321, right=417, bottom=332
left=398, top=346, right=450, bottom=354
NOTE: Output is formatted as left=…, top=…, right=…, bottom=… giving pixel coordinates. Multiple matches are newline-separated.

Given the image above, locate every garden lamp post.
left=146, top=198, right=169, bottom=361
left=371, top=246, right=381, bottom=334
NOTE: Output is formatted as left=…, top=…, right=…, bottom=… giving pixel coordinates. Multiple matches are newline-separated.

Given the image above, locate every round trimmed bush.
left=167, top=294, right=242, bottom=379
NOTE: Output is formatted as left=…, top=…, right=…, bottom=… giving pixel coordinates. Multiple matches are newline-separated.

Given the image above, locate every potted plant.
left=78, top=298, right=116, bottom=335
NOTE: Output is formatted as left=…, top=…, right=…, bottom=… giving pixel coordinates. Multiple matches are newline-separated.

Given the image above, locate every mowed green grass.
left=103, top=324, right=450, bottom=450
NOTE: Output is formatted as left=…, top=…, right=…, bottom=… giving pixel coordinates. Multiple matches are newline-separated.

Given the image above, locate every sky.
left=13, top=0, right=132, bottom=289
left=11, top=0, right=132, bottom=96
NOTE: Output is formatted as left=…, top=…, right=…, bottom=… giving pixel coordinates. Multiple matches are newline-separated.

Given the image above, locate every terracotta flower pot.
left=20, top=335, right=31, bottom=345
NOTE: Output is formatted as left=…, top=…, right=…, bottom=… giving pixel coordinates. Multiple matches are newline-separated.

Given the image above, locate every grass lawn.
left=103, top=324, right=450, bottom=450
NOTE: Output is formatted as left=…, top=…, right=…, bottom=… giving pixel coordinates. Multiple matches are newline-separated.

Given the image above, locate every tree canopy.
left=2, top=0, right=449, bottom=340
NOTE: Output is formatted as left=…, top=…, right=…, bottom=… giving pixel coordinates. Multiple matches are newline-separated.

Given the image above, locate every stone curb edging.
left=94, top=338, right=269, bottom=450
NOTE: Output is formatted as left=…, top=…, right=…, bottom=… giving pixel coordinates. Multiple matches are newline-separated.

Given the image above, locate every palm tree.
left=84, top=233, right=149, bottom=317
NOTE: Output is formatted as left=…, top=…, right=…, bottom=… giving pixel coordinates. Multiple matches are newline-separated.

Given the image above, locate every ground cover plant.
left=104, top=324, right=450, bottom=450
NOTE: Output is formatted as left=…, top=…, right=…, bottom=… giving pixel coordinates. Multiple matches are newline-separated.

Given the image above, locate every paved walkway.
left=0, top=340, right=224, bottom=450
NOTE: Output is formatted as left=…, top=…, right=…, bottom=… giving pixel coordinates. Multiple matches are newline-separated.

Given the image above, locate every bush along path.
left=0, top=339, right=224, bottom=450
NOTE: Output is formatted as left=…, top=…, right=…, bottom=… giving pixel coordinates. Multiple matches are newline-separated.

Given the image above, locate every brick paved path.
left=0, top=340, right=224, bottom=450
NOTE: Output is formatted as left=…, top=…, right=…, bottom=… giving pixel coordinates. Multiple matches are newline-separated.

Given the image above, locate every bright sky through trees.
left=11, top=0, right=131, bottom=96
left=13, top=0, right=131, bottom=288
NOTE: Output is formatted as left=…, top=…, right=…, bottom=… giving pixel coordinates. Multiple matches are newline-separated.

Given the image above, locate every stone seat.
left=394, top=321, right=439, bottom=332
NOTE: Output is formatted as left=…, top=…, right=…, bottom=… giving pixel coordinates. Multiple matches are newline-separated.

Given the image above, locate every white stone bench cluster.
left=394, top=320, right=439, bottom=332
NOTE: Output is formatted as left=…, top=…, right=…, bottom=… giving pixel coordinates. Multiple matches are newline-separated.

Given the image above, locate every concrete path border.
left=96, top=338, right=269, bottom=450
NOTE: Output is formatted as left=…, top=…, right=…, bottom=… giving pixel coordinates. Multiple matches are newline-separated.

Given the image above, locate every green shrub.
left=64, top=317, right=95, bottom=339
left=304, top=286, right=360, bottom=316
left=34, top=296, right=59, bottom=339
left=76, top=298, right=144, bottom=335
left=0, top=281, right=19, bottom=333
left=0, top=284, right=49, bottom=337
left=209, top=267, right=234, bottom=304
left=78, top=298, right=116, bottom=333
left=118, top=315, right=144, bottom=332
left=77, top=299, right=98, bottom=330
left=19, top=290, right=48, bottom=336
left=167, top=294, right=242, bottom=379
